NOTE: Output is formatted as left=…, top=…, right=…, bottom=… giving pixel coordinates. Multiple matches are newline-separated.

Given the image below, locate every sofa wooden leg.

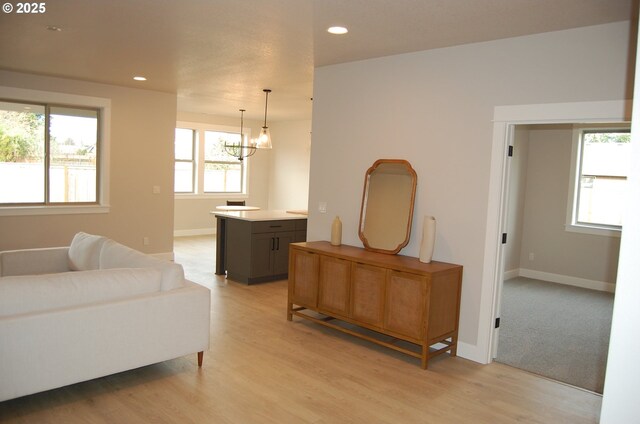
left=197, top=351, right=204, bottom=367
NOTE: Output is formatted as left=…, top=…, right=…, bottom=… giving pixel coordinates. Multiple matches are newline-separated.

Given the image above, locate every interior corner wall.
left=518, top=125, right=621, bottom=284
left=173, top=111, right=269, bottom=234
left=267, top=120, right=311, bottom=211
left=0, top=70, right=177, bottom=254
left=308, top=21, right=632, bottom=353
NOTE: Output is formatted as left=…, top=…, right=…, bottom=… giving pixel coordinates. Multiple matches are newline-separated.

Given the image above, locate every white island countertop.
left=211, top=209, right=308, bottom=221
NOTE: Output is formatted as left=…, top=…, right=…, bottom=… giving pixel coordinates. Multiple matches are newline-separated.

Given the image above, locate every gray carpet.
left=495, top=277, right=614, bottom=393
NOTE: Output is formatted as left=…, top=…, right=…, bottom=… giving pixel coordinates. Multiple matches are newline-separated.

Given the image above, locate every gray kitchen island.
left=212, top=210, right=307, bottom=284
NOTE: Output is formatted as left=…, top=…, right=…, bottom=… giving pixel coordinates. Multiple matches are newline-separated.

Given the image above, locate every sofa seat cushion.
left=68, top=232, right=107, bottom=271
left=0, top=268, right=162, bottom=317
left=99, top=239, right=185, bottom=291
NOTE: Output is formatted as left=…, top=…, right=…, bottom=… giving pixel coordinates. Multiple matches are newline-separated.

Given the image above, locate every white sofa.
left=0, top=232, right=210, bottom=402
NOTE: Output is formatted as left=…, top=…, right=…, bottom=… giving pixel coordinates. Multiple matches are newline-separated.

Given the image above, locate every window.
left=567, top=127, right=631, bottom=235
left=174, top=128, right=195, bottom=193
left=174, top=122, right=247, bottom=196
left=203, top=131, right=242, bottom=193
left=0, top=100, right=100, bottom=205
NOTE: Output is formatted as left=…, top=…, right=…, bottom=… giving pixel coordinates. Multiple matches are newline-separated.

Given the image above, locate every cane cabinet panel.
left=383, top=271, right=427, bottom=341
left=318, top=256, right=351, bottom=317
left=289, top=248, right=319, bottom=309
left=350, top=263, right=387, bottom=328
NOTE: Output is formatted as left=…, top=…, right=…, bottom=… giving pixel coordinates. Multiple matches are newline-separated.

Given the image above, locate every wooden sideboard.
left=287, top=241, right=463, bottom=369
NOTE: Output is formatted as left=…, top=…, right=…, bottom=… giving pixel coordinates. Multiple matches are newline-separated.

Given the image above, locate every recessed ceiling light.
left=133, top=76, right=147, bottom=81
left=327, top=26, right=348, bottom=35
left=46, top=25, right=62, bottom=32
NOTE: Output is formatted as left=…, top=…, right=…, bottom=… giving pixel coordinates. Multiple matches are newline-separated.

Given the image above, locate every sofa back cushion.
left=99, top=239, right=185, bottom=291
left=0, top=268, right=162, bottom=317
left=68, top=232, right=107, bottom=271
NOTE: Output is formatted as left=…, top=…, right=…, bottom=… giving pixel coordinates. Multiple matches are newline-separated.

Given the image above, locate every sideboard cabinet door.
left=318, top=256, right=351, bottom=317
left=290, top=249, right=320, bottom=308
left=383, top=271, right=428, bottom=341
left=350, top=263, right=387, bottom=328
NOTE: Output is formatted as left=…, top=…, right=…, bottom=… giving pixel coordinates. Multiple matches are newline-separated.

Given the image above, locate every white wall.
left=268, top=120, right=311, bottom=211
left=0, top=70, right=177, bottom=255
left=309, top=22, right=632, bottom=355
left=600, top=21, right=640, bottom=424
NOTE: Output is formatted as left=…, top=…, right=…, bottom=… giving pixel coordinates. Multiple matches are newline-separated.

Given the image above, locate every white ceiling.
left=0, top=0, right=633, bottom=121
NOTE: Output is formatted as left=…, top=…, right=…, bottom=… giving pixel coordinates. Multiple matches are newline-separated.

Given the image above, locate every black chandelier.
left=224, top=89, right=273, bottom=161
left=224, top=109, right=256, bottom=161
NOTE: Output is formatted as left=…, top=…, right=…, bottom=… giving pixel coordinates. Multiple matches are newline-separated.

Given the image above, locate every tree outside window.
left=0, top=101, right=98, bottom=205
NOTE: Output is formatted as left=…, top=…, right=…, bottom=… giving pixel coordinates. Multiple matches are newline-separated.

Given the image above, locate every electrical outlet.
left=529, top=252, right=535, bottom=261
left=318, top=202, right=327, bottom=213
left=152, top=186, right=160, bottom=194
left=143, top=237, right=150, bottom=246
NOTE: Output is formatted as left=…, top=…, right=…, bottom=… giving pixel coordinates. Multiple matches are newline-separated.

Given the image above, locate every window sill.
left=565, top=223, right=621, bottom=238
left=0, top=205, right=110, bottom=216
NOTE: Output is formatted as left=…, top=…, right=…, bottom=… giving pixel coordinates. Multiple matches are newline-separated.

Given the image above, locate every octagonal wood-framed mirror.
left=358, top=159, right=417, bottom=254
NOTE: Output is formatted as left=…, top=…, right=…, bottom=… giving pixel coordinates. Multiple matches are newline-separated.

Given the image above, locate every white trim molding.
left=503, top=269, right=520, bottom=280
left=151, top=252, right=174, bottom=262
left=0, top=86, right=111, bottom=214
left=506, top=268, right=615, bottom=293
left=456, top=341, right=489, bottom=364
left=174, top=228, right=215, bottom=237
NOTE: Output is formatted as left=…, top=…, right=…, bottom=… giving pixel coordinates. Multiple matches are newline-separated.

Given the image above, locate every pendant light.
left=255, top=89, right=273, bottom=149
left=224, top=109, right=256, bottom=161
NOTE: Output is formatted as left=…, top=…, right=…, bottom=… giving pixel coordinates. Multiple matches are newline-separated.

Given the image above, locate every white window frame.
left=174, top=121, right=250, bottom=199
left=0, top=86, right=111, bottom=216
left=174, top=128, right=196, bottom=194
left=565, top=125, right=630, bottom=237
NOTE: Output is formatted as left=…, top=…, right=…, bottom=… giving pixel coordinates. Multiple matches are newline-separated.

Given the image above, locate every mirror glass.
left=358, top=159, right=417, bottom=254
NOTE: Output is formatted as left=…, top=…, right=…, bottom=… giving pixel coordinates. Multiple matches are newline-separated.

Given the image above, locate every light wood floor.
left=0, top=236, right=602, bottom=423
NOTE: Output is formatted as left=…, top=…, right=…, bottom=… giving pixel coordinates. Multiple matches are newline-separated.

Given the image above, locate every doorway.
left=479, top=100, right=631, bottom=382
left=493, top=123, right=622, bottom=393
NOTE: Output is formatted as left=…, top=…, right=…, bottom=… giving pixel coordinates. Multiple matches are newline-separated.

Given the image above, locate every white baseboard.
left=151, top=252, right=174, bottom=261
left=456, top=341, right=488, bottom=364
left=503, top=269, right=520, bottom=280
left=517, top=268, right=615, bottom=293
left=174, top=228, right=215, bottom=237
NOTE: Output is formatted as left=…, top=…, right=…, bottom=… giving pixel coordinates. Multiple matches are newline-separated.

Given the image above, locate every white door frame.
left=479, top=100, right=631, bottom=363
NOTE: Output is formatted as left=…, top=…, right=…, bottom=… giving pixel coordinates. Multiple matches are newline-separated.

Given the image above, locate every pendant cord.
left=240, top=109, right=245, bottom=138
left=263, top=89, right=271, bottom=127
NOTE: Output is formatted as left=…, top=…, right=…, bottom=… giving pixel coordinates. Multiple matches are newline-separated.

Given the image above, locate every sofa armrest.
left=0, top=247, right=71, bottom=277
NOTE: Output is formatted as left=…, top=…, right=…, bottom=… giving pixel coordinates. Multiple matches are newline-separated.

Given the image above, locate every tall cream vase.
left=419, top=216, right=436, bottom=263
left=330, top=216, right=342, bottom=246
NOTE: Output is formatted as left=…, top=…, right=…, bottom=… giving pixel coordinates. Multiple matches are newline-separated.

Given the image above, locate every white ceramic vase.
left=419, top=216, right=436, bottom=263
